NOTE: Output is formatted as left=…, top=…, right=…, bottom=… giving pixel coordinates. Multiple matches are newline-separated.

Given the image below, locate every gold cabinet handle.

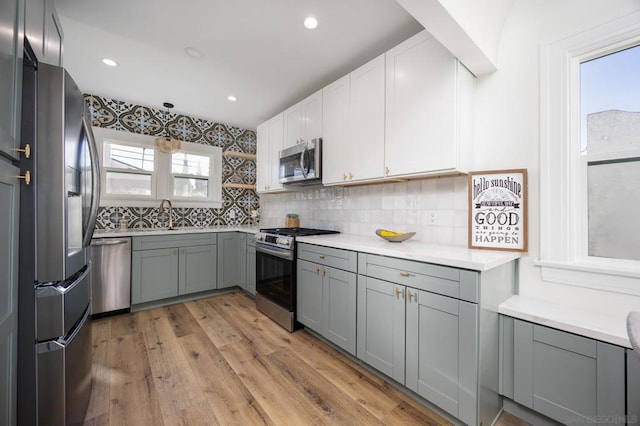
left=407, top=290, right=414, bottom=302
left=395, top=287, right=403, bottom=300
left=343, top=173, right=347, bottom=181
left=319, top=255, right=325, bottom=259
left=400, top=271, right=410, bottom=277
left=16, top=144, right=31, bottom=159
left=17, top=170, right=31, bottom=185
left=322, top=268, right=327, bottom=277
left=315, top=266, right=321, bottom=274
left=348, top=172, right=353, bottom=180
left=385, top=166, right=390, bottom=176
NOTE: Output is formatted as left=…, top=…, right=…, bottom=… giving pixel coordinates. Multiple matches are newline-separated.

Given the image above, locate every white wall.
left=473, top=0, right=640, bottom=315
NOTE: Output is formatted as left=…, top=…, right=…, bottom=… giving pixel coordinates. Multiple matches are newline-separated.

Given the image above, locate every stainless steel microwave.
left=279, top=138, right=322, bottom=185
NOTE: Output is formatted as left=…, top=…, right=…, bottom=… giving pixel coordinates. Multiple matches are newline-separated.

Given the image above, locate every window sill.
left=535, top=259, right=640, bottom=296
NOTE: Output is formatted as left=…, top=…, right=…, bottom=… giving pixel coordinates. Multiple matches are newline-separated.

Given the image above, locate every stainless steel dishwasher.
left=90, top=237, right=131, bottom=315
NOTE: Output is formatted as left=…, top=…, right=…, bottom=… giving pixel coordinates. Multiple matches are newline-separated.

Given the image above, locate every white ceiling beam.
left=396, top=0, right=515, bottom=76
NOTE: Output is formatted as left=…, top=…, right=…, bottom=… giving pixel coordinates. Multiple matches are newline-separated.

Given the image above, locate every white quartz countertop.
left=93, top=226, right=259, bottom=238
left=295, top=233, right=520, bottom=271
left=499, top=295, right=631, bottom=349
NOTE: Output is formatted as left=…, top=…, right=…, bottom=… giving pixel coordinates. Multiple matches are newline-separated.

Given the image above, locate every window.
left=103, top=142, right=155, bottom=197
left=539, top=12, right=640, bottom=295
left=581, top=47, right=640, bottom=262
left=94, top=127, right=222, bottom=208
left=171, top=152, right=210, bottom=198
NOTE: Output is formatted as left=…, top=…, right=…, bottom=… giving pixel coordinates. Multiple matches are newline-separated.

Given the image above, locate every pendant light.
left=154, top=102, right=181, bottom=154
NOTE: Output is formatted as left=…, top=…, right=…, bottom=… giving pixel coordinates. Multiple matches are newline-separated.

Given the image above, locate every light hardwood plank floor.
left=83, top=291, right=527, bottom=425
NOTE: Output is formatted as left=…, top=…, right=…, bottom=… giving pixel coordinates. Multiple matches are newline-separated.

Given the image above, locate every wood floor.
left=83, top=291, right=527, bottom=425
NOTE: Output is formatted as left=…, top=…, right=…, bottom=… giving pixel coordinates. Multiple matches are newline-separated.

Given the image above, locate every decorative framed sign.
left=468, top=169, right=528, bottom=252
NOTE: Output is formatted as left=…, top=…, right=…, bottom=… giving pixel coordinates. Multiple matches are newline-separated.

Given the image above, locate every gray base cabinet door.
left=179, top=245, right=216, bottom=295
left=406, top=290, right=478, bottom=425
left=298, top=260, right=357, bottom=355
left=297, top=259, right=323, bottom=331
left=217, top=233, right=239, bottom=289
left=1, top=0, right=22, bottom=160
left=513, top=319, right=625, bottom=425
left=246, top=245, right=256, bottom=295
left=0, top=160, right=19, bottom=425
left=238, top=234, right=248, bottom=290
left=323, top=266, right=356, bottom=355
left=132, top=248, right=179, bottom=304
left=357, top=276, right=405, bottom=384
left=628, top=350, right=640, bottom=422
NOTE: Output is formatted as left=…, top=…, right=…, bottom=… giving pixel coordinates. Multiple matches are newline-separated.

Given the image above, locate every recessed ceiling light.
left=102, top=58, right=118, bottom=67
left=227, top=95, right=237, bottom=102
left=304, top=16, right=318, bottom=29
left=185, top=47, right=203, bottom=58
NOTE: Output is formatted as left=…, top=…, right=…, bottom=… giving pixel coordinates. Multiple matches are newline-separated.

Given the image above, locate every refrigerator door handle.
left=82, top=114, right=101, bottom=249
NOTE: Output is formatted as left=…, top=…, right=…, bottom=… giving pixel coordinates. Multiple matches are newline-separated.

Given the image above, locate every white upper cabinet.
left=256, top=113, right=285, bottom=194
left=302, top=90, right=323, bottom=141
left=268, top=30, right=475, bottom=189
left=283, top=102, right=301, bottom=147
left=322, top=74, right=350, bottom=185
left=283, top=90, right=323, bottom=148
left=348, top=54, right=386, bottom=182
left=385, top=30, right=474, bottom=178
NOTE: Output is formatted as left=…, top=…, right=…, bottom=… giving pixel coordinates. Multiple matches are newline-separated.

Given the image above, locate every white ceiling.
left=53, top=0, right=423, bottom=130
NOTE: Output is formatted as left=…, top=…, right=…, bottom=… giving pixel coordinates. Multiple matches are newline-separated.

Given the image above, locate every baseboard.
left=502, top=398, right=561, bottom=426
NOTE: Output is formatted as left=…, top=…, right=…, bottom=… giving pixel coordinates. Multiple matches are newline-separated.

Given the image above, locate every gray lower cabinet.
left=297, top=243, right=358, bottom=355
left=131, top=233, right=217, bottom=305
left=628, top=349, right=640, bottom=422
left=132, top=248, right=179, bottom=303
left=406, top=289, right=478, bottom=421
left=25, top=0, right=62, bottom=66
left=356, top=274, right=478, bottom=421
left=357, top=252, right=514, bottom=426
left=246, top=235, right=256, bottom=295
left=1, top=0, right=23, bottom=160
left=0, top=159, right=20, bottom=425
left=238, top=234, right=248, bottom=290
left=179, top=244, right=218, bottom=295
left=356, top=276, right=406, bottom=382
left=504, top=317, right=625, bottom=425
left=217, top=232, right=240, bottom=289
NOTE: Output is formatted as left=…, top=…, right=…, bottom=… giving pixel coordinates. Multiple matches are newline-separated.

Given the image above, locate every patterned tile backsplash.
left=86, top=94, right=259, bottom=230
left=260, top=176, right=470, bottom=246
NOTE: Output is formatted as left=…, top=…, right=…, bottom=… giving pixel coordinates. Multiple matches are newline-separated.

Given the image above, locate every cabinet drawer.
left=358, top=253, right=478, bottom=303
left=132, top=233, right=217, bottom=250
left=298, top=243, right=357, bottom=273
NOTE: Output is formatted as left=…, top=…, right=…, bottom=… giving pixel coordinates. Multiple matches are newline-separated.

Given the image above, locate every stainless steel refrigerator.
left=17, top=49, right=100, bottom=426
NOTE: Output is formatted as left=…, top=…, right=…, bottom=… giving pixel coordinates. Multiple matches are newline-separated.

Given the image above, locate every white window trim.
left=537, top=12, right=640, bottom=296
left=94, top=127, right=222, bottom=208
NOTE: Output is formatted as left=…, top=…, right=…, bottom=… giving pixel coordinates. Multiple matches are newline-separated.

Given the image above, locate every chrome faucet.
left=159, top=199, right=174, bottom=229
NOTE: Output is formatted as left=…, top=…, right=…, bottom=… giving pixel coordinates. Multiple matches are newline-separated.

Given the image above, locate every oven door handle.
left=256, top=244, right=294, bottom=261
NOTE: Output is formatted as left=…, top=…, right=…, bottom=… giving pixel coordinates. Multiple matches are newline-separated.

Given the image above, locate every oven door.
left=255, top=243, right=295, bottom=311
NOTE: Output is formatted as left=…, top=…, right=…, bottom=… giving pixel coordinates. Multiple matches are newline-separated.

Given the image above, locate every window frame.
left=538, top=12, right=640, bottom=295
left=94, top=127, right=223, bottom=208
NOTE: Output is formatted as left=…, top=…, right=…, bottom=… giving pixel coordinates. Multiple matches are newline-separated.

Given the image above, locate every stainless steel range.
left=255, top=227, right=339, bottom=332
